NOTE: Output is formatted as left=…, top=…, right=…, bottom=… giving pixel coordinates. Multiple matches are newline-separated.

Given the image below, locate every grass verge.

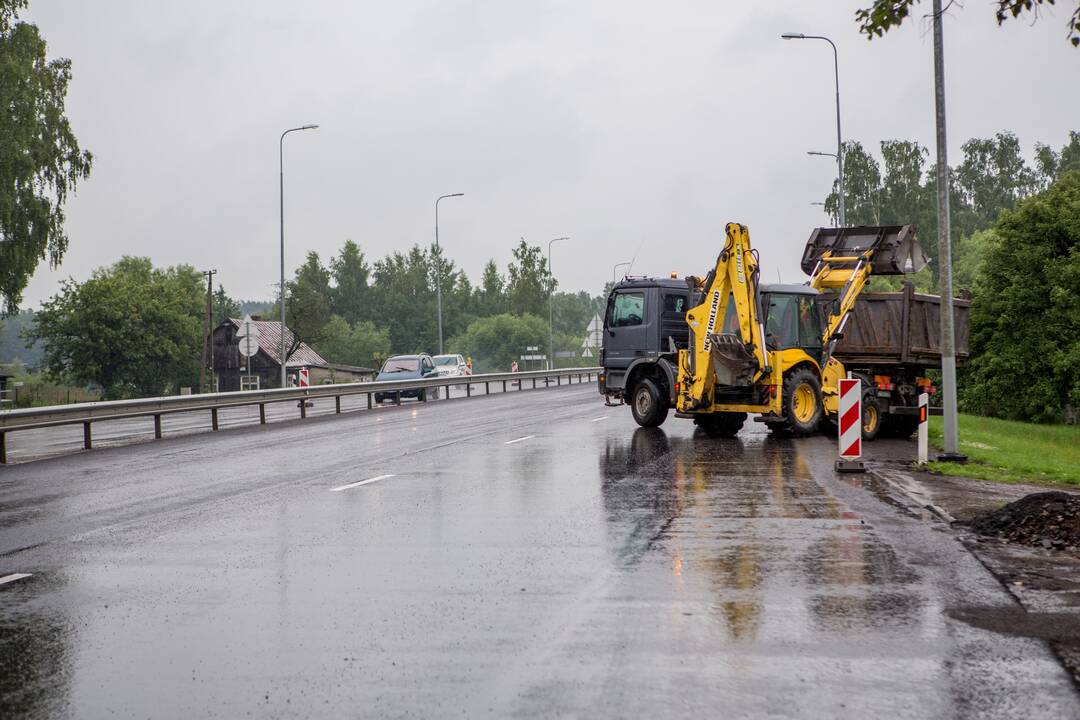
left=926, top=414, right=1080, bottom=486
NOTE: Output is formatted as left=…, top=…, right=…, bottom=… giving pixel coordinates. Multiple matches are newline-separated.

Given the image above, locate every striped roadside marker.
left=835, top=377, right=865, bottom=473
left=917, top=392, right=929, bottom=465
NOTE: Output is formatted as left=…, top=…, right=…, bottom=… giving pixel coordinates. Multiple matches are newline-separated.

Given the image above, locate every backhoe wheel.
left=861, top=386, right=882, bottom=441
left=630, top=378, right=669, bottom=428
left=694, top=412, right=746, bottom=438
left=772, top=366, right=822, bottom=437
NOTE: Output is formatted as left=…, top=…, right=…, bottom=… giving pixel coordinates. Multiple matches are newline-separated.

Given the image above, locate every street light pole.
left=434, top=192, right=464, bottom=355
left=783, top=33, right=845, bottom=227
left=279, top=124, right=318, bottom=389
left=547, top=236, right=569, bottom=370
left=931, top=0, right=964, bottom=462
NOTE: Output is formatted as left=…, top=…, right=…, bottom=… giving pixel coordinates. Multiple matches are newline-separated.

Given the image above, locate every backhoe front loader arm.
left=677, top=223, right=769, bottom=412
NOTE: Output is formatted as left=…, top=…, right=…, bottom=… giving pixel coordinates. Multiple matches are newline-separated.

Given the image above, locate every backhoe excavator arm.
left=677, top=223, right=769, bottom=411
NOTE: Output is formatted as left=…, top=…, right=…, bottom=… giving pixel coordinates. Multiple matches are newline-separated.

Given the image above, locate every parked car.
left=373, top=354, right=440, bottom=403
left=432, top=354, right=472, bottom=378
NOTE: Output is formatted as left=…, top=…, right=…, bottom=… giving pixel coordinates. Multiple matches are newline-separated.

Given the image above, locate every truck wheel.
left=861, top=386, right=882, bottom=441
left=694, top=412, right=746, bottom=438
left=630, top=378, right=669, bottom=427
left=771, top=366, right=822, bottom=437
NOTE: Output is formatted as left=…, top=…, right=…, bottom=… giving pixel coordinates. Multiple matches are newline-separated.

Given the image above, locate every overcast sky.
left=19, top=0, right=1080, bottom=307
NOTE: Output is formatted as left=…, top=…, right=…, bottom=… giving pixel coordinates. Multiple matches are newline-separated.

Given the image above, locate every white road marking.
left=591, top=416, right=609, bottom=422
left=329, top=474, right=396, bottom=492
left=0, top=573, right=32, bottom=586
left=504, top=435, right=535, bottom=445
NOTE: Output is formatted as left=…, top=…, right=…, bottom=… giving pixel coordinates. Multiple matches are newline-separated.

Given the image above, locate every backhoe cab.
left=599, top=222, right=927, bottom=439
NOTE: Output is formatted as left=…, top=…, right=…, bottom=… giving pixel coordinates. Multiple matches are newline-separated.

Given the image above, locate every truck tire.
left=768, top=366, right=822, bottom=437
left=861, top=386, right=883, bottom=440
left=694, top=412, right=746, bottom=438
left=630, top=378, right=669, bottom=427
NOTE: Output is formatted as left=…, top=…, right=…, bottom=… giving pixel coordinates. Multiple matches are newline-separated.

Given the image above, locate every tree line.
left=14, top=240, right=604, bottom=398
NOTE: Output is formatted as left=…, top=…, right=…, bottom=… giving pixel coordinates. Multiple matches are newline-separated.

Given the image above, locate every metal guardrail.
left=0, top=367, right=601, bottom=464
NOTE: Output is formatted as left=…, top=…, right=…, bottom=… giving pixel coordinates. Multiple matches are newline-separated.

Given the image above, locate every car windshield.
left=381, top=358, right=420, bottom=373
left=433, top=356, right=458, bottom=366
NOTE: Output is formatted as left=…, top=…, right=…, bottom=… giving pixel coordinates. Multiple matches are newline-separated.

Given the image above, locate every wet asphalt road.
left=1, top=386, right=1078, bottom=718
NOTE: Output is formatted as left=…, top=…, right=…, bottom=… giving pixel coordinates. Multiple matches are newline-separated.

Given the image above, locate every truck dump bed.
left=830, top=282, right=970, bottom=367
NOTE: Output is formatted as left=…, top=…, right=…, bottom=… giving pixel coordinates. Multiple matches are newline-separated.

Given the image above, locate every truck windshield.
left=610, top=292, right=644, bottom=327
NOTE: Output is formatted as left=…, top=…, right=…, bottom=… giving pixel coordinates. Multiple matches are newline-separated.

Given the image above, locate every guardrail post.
left=300, top=398, right=307, bottom=419
left=532, top=378, right=537, bottom=389
left=557, top=375, right=561, bottom=386
left=485, top=382, right=490, bottom=395
left=154, top=414, right=162, bottom=439
left=503, top=380, right=507, bottom=393
left=83, top=422, right=92, bottom=450
left=335, top=396, right=341, bottom=414
left=259, top=403, right=266, bottom=424
left=367, top=393, right=372, bottom=410
left=395, top=391, right=401, bottom=406
left=466, top=383, right=471, bottom=398
left=0, top=432, right=6, bottom=465
left=211, top=408, right=219, bottom=431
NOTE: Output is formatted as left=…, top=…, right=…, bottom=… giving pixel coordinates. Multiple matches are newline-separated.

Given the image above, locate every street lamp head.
left=781, top=32, right=805, bottom=40
left=301, top=124, right=319, bottom=130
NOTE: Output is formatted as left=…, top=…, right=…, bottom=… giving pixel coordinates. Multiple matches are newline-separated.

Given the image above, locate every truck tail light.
left=874, top=374, right=894, bottom=392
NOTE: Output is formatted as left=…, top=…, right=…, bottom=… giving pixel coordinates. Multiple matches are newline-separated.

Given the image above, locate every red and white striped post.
left=835, top=377, right=865, bottom=473
left=299, top=367, right=310, bottom=388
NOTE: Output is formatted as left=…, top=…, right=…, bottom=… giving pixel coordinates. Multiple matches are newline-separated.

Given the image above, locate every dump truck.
left=597, top=223, right=969, bottom=438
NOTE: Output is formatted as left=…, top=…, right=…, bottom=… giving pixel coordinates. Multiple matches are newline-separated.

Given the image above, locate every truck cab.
left=599, top=278, right=690, bottom=418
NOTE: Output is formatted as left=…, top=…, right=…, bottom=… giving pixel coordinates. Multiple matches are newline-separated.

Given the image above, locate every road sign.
left=299, top=367, right=310, bottom=388
left=236, top=314, right=260, bottom=339
left=526, top=346, right=539, bottom=351
left=520, top=354, right=546, bottom=361
left=835, top=377, right=865, bottom=473
left=554, top=351, right=576, bottom=359
left=238, top=333, right=259, bottom=358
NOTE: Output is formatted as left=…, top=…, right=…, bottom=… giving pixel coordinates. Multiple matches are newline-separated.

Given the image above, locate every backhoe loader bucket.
left=800, top=225, right=927, bottom=276
left=708, top=333, right=757, bottom=387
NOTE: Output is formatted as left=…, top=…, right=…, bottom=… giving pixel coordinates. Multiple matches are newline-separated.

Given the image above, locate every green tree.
left=955, top=132, right=1039, bottom=229
left=0, top=0, right=93, bottom=314
left=213, top=284, right=241, bottom=326
left=856, top=0, right=1080, bottom=47
left=506, top=240, right=554, bottom=316
left=330, top=239, right=370, bottom=325
left=26, top=257, right=203, bottom=399
left=1034, top=131, right=1080, bottom=187
left=314, top=314, right=390, bottom=369
left=446, top=313, right=548, bottom=373
left=962, top=171, right=1080, bottom=422
left=825, top=141, right=881, bottom=225
left=551, top=290, right=595, bottom=337
left=371, top=245, right=435, bottom=353
left=280, top=252, right=333, bottom=361
left=474, top=259, right=507, bottom=315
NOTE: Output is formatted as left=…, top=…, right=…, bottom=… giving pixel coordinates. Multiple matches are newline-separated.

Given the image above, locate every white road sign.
left=236, top=314, right=260, bottom=339
left=238, top=333, right=259, bottom=358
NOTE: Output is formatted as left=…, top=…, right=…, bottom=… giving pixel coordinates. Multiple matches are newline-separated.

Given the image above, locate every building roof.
left=222, top=319, right=327, bottom=368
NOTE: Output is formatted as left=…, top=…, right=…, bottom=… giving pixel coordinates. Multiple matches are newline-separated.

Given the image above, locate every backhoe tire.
left=694, top=412, right=746, bottom=438
left=861, top=386, right=883, bottom=441
left=630, top=378, right=669, bottom=428
left=768, top=366, right=822, bottom=437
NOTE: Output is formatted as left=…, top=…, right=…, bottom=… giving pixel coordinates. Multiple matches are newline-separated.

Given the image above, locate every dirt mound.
left=970, top=491, right=1080, bottom=551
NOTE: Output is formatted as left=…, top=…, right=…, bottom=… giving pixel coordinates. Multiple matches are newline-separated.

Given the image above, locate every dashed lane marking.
left=0, top=573, right=32, bottom=586
left=591, top=416, right=609, bottom=422
left=504, top=435, right=535, bottom=445
left=329, top=474, right=396, bottom=492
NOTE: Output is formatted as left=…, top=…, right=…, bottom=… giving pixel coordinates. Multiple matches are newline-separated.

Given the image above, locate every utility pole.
left=932, top=0, right=965, bottom=462
left=434, top=192, right=464, bottom=355
left=199, top=269, right=217, bottom=394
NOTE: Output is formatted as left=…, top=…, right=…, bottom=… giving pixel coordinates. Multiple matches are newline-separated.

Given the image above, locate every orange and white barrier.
left=836, top=377, right=865, bottom=472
